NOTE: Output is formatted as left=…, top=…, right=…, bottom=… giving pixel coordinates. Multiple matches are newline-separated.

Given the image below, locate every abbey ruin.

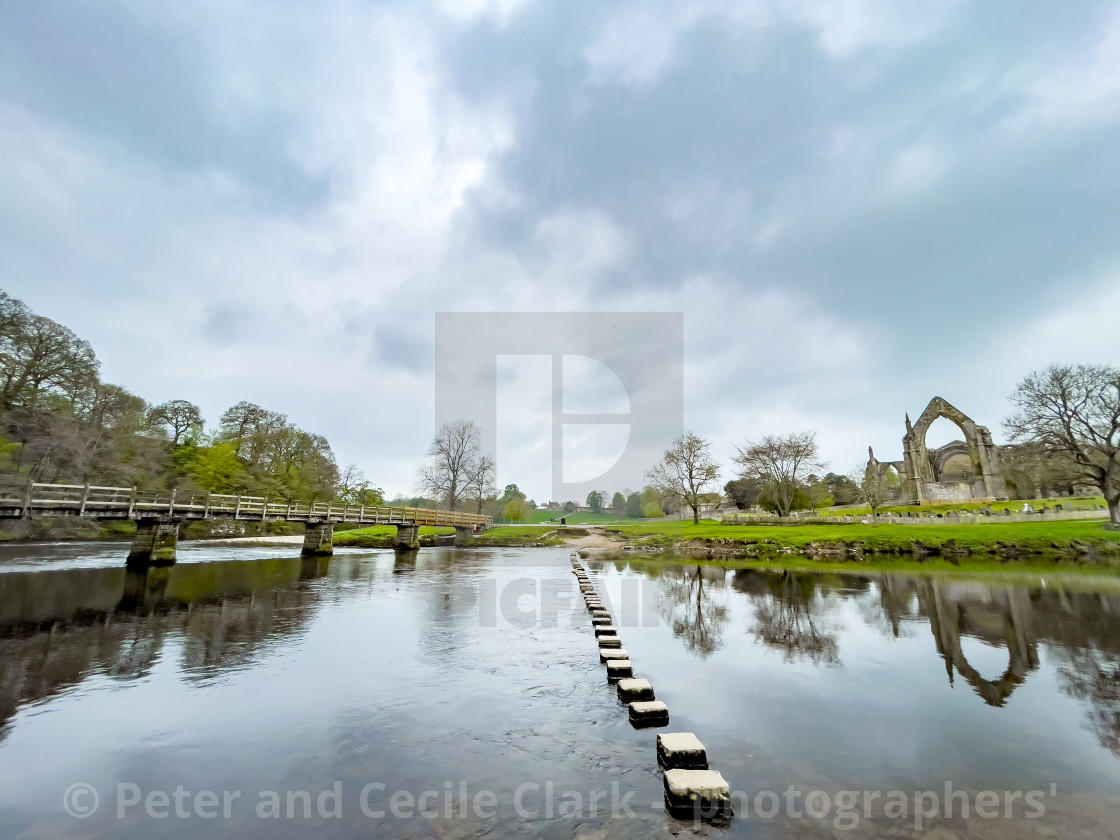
left=873, top=397, right=1009, bottom=505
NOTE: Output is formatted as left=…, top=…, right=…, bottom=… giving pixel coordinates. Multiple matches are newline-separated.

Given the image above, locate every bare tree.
left=645, top=431, right=721, bottom=524
left=850, top=448, right=900, bottom=523
left=732, top=431, right=826, bottom=517
left=417, top=419, right=482, bottom=511
left=466, top=453, right=496, bottom=514
left=1004, top=363, right=1120, bottom=527
left=659, top=565, right=729, bottom=657
left=148, top=399, right=203, bottom=445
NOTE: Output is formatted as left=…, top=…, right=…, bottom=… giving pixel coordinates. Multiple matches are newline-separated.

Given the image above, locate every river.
left=1, top=542, right=1119, bottom=838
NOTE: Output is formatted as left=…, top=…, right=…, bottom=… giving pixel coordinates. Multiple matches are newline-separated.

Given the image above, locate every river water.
left=1, top=542, right=1119, bottom=839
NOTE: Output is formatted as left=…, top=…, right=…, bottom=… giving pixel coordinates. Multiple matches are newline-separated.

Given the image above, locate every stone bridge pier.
left=394, top=524, right=420, bottom=550
left=302, top=521, right=334, bottom=556
left=454, top=525, right=476, bottom=545
left=127, top=518, right=179, bottom=567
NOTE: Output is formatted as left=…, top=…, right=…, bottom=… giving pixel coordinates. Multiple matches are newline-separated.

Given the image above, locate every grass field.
left=606, top=518, right=1120, bottom=551
left=512, top=510, right=643, bottom=525
left=817, top=495, right=1107, bottom=517
left=332, top=524, right=564, bottom=547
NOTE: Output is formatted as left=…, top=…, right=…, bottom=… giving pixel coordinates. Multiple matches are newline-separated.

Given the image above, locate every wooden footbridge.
left=0, top=481, right=491, bottom=564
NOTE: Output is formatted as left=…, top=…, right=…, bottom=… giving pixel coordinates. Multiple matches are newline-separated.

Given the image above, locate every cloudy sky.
left=3, top=0, right=1118, bottom=502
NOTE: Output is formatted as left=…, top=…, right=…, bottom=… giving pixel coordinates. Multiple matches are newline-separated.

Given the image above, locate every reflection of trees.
left=0, top=556, right=329, bottom=734
left=743, top=570, right=839, bottom=665
left=1056, top=648, right=1120, bottom=755
left=660, top=565, right=728, bottom=658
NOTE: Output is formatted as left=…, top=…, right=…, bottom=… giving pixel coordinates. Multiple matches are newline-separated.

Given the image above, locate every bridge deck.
left=0, top=482, right=491, bottom=528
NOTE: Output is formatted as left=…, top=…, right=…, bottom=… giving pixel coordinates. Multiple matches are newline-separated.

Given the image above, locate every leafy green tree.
left=611, top=491, right=626, bottom=514
left=724, top=478, right=763, bottom=509
left=174, top=442, right=245, bottom=494
left=337, top=464, right=385, bottom=506
left=586, top=490, right=604, bottom=513
left=505, top=498, right=532, bottom=522
left=625, top=492, right=642, bottom=517
left=640, top=486, right=663, bottom=517
left=824, top=472, right=860, bottom=505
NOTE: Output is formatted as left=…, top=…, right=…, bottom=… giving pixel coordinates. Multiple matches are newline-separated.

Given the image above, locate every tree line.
left=418, top=363, right=1119, bottom=527
left=0, top=291, right=378, bottom=505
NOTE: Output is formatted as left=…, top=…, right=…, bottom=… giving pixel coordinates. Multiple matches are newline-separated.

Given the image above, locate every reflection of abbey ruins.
left=873, top=396, right=1008, bottom=505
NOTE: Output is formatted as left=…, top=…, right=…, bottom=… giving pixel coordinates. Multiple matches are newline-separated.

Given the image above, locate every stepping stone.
left=585, top=601, right=603, bottom=610
left=617, top=678, right=655, bottom=702
left=657, top=733, right=708, bottom=769
left=591, top=616, right=612, bottom=626
left=600, top=648, right=629, bottom=662
left=591, top=609, right=611, bottom=619
left=663, top=769, right=732, bottom=818
left=606, top=660, right=633, bottom=681
left=594, top=624, right=618, bottom=638
left=597, top=634, right=622, bottom=648
left=628, top=700, right=669, bottom=727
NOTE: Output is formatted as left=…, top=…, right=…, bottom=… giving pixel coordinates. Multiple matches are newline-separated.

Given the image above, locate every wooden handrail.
left=2, top=481, right=492, bottom=527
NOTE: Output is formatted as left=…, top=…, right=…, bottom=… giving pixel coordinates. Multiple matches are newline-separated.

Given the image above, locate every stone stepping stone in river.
left=600, top=647, right=629, bottom=662
left=617, top=678, right=655, bottom=702
left=628, top=700, right=669, bottom=728
left=593, top=624, right=618, bottom=638
left=597, top=634, right=622, bottom=648
left=591, top=616, right=612, bottom=626
left=657, top=732, right=708, bottom=769
left=591, top=609, right=611, bottom=619
left=606, top=660, right=633, bottom=681
left=662, top=769, right=732, bottom=819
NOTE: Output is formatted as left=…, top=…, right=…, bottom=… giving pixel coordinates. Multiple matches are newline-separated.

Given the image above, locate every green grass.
left=464, top=526, right=565, bottom=546
left=618, top=552, right=1120, bottom=583
left=508, top=510, right=640, bottom=525
left=333, top=525, right=454, bottom=547
left=816, top=495, right=1107, bottom=517
left=607, top=518, right=1120, bottom=553
left=332, top=524, right=565, bottom=547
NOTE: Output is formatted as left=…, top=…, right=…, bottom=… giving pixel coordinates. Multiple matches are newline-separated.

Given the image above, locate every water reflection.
left=733, top=570, right=841, bottom=664
left=621, top=557, right=1120, bottom=758
left=659, top=564, right=728, bottom=657
left=4, top=547, right=1120, bottom=839
left=0, top=555, right=334, bottom=736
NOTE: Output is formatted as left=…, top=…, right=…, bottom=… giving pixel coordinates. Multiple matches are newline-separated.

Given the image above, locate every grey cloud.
left=0, top=3, right=329, bottom=212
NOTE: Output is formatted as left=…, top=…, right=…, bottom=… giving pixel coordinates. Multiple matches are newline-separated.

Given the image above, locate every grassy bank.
left=332, top=525, right=566, bottom=548
left=606, top=518, right=1120, bottom=563
left=817, top=495, right=1106, bottom=517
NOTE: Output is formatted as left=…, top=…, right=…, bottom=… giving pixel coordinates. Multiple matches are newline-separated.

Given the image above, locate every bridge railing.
left=0, top=481, right=492, bottom=527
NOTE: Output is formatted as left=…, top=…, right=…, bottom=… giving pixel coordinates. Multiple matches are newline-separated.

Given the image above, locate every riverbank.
left=450, top=519, right=1120, bottom=568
